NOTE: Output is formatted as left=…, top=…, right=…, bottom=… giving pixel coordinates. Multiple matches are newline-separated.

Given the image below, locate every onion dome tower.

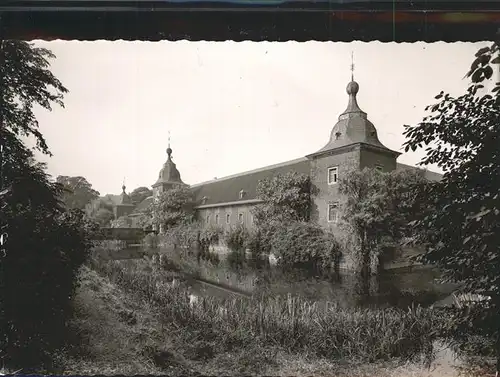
left=114, top=180, right=135, bottom=220
left=152, top=133, right=186, bottom=198
left=307, top=53, right=400, bottom=160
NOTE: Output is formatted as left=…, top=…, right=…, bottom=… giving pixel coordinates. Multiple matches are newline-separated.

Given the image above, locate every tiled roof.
left=396, top=163, right=443, bottom=182
left=189, top=159, right=442, bottom=207
left=190, top=157, right=310, bottom=206
left=312, top=80, right=399, bottom=157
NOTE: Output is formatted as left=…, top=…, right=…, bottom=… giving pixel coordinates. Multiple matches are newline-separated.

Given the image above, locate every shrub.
left=270, top=221, right=341, bottom=272
left=163, top=222, right=200, bottom=249
left=199, top=224, right=224, bottom=250
left=142, top=233, right=160, bottom=249
left=225, top=223, right=249, bottom=253
left=227, top=249, right=245, bottom=269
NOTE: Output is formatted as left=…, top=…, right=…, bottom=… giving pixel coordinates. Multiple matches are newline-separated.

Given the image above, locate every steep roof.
left=190, top=157, right=310, bottom=207
left=396, top=163, right=443, bottom=182
left=154, top=146, right=185, bottom=187
left=117, top=185, right=134, bottom=206
left=189, top=159, right=442, bottom=207
left=312, top=79, right=399, bottom=158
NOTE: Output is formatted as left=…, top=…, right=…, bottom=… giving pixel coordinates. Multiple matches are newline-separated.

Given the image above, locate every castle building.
left=117, top=77, right=441, bottom=230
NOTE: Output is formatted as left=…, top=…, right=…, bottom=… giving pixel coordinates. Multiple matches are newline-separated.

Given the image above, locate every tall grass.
left=90, top=257, right=441, bottom=364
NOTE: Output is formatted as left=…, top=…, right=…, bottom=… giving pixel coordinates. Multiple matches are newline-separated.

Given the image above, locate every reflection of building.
left=115, top=77, right=442, bottom=230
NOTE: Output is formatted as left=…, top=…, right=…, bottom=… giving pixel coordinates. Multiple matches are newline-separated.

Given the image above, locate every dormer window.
left=201, top=196, right=208, bottom=205
left=375, top=165, right=383, bottom=172
left=335, top=132, right=341, bottom=140
left=328, top=167, right=339, bottom=185
left=239, top=190, right=246, bottom=199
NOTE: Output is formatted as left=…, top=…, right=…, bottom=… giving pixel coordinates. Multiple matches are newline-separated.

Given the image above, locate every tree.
left=253, top=172, right=316, bottom=225
left=269, top=221, right=340, bottom=272
left=0, top=41, right=91, bottom=370
left=56, top=175, right=100, bottom=210
left=129, top=186, right=153, bottom=206
left=338, top=167, right=430, bottom=277
left=402, top=41, right=500, bottom=370
left=86, top=197, right=115, bottom=227
left=111, top=216, right=132, bottom=228
left=146, top=186, right=195, bottom=231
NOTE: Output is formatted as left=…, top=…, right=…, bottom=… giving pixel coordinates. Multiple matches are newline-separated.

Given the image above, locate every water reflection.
left=145, top=247, right=458, bottom=310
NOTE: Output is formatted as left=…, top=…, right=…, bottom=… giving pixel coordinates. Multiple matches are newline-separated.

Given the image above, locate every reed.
left=90, top=258, right=440, bottom=364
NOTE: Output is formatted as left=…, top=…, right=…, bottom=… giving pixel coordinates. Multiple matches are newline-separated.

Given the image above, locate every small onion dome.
left=346, top=80, right=359, bottom=95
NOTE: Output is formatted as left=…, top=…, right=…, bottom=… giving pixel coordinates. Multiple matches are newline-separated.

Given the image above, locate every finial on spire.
left=350, top=51, right=355, bottom=81
left=166, top=131, right=173, bottom=159
left=122, top=177, right=126, bottom=192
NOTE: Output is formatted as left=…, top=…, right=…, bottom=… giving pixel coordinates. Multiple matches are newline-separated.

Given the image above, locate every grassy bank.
left=50, top=256, right=495, bottom=376
left=91, top=257, right=441, bottom=364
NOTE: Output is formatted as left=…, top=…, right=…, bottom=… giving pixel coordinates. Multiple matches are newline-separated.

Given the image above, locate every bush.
left=199, top=224, right=224, bottom=251
left=270, top=221, right=341, bottom=272
left=225, top=223, right=249, bottom=253
left=143, top=233, right=160, bottom=249
left=163, top=222, right=200, bottom=249
left=227, top=249, right=245, bottom=269
left=2, top=203, right=93, bottom=369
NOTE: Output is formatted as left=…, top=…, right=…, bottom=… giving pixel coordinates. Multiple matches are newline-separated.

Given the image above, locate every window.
left=239, top=190, right=246, bottom=199
left=206, top=214, right=210, bottom=224
left=328, top=202, right=339, bottom=223
left=226, top=213, right=231, bottom=224
left=375, top=165, right=383, bottom=172
left=215, top=214, right=219, bottom=225
left=238, top=213, right=243, bottom=223
left=328, top=167, right=339, bottom=185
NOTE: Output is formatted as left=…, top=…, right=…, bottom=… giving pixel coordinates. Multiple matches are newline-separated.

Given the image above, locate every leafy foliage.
left=111, top=216, right=132, bottom=228
left=144, top=186, right=195, bottom=231
left=402, top=41, right=500, bottom=358
left=225, top=223, right=250, bottom=253
left=56, top=175, right=100, bottom=210
left=0, top=41, right=93, bottom=369
left=0, top=40, right=68, bottom=156
left=199, top=224, right=223, bottom=250
left=269, top=221, right=340, bottom=272
left=163, top=221, right=202, bottom=249
left=85, top=198, right=115, bottom=227
left=129, top=186, right=153, bottom=206
left=338, top=168, right=430, bottom=275
left=252, top=172, right=316, bottom=225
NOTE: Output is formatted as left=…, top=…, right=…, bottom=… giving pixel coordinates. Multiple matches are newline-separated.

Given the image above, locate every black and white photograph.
left=1, top=35, right=500, bottom=376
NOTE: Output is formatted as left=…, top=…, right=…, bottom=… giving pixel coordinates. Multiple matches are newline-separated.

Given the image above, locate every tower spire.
left=350, top=51, right=355, bottom=82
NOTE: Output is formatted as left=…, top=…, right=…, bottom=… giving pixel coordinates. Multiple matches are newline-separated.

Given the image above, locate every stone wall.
left=196, top=203, right=257, bottom=231
left=309, top=145, right=360, bottom=229
left=359, top=145, right=398, bottom=172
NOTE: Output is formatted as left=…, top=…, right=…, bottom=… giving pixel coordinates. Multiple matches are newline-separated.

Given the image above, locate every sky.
left=30, top=40, right=490, bottom=196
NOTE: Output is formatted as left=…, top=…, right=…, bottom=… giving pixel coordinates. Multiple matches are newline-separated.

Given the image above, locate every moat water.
left=104, top=245, right=459, bottom=309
